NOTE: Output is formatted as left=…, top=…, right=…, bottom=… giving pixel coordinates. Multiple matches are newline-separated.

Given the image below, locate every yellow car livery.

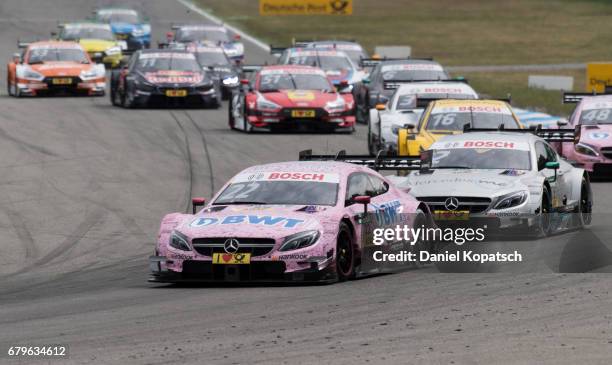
left=58, top=22, right=124, bottom=68
left=397, top=99, right=523, bottom=156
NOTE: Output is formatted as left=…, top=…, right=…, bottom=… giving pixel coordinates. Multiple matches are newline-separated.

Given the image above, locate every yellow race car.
left=397, top=99, right=523, bottom=156
left=56, top=22, right=125, bottom=68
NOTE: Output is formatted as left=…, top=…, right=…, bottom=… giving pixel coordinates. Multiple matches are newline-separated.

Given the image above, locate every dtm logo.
left=190, top=215, right=304, bottom=228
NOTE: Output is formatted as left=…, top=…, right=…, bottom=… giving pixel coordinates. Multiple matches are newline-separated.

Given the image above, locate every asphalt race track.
left=1, top=1, right=612, bottom=364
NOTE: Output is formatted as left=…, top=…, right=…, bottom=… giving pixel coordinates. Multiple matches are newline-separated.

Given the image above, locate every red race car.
left=228, top=65, right=355, bottom=133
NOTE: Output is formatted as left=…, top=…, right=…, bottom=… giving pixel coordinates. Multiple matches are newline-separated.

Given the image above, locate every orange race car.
left=6, top=40, right=106, bottom=97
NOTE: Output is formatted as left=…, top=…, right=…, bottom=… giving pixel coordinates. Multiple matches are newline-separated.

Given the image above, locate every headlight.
left=279, top=230, right=320, bottom=252
left=493, top=191, right=528, bottom=210
left=17, top=67, right=44, bottom=81
left=169, top=230, right=191, bottom=251
left=575, top=142, right=599, bottom=157
left=256, top=95, right=281, bottom=111
left=105, top=46, right=121, bottom=56
left=80, top=67, right=105, bottom=80
left=325, top=98, right=345, bottom=114
left=222, top=76, right=239, bottom=86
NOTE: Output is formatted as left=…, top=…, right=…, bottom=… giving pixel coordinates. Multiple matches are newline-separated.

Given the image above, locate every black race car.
left=357, top=58, right=450, bottom=110
left=110, top=49, right=220, bottom=108
left=184, top=43, right=239, bottom=100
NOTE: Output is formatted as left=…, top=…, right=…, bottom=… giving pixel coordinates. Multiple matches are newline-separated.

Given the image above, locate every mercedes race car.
left=558, top=92, right=612, bottom=176
left=110, top=49, right=220, bottom=108
left=358, top=58, right=451, bottom=113
left=55, top=22, right=124, bottom=68
left=277, top=48, right=368, bottom=123
left=390, top=129, right=592, bottom=235
left=149, top=156, right=429, bottom=283
left=93, top=8, right=151, bottom=51
left=228, top=65, right=355, bottom=132
left=368, top=81, right=478, bottom=155
left=167, top=25, right=244, bottom=64
left=7, top=40, right=105, bottom=97
left=397, top=99, right=523, bottom=156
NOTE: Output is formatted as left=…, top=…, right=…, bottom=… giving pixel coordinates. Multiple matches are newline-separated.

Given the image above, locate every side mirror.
left=12, top=53, right=21, bottom=64
left=375, top=103, right=386, bottom=111
left=557, top=119, right=568, bottom=127
left=192, top=197, right=206, bottom=214
left=362, top=77, right=370, bottom=85
left=545, top=161, right=559, bottom=170
left=234, top=34, right=241, bottom=41
left=404, top=123, right=416, bottom=130
left=50, top=31, right=58, bottom=37
left=353, top=195, right=371, bottom=216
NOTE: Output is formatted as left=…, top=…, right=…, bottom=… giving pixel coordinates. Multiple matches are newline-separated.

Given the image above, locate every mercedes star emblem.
left=224, top=238, right=240, bottom=254
left=444, top=197, right=459, bottom=211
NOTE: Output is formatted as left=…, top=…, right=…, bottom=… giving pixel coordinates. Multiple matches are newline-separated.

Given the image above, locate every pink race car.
left=561, top=93, right=612, bottom=176
left=149, top=153, right=430, bottom=283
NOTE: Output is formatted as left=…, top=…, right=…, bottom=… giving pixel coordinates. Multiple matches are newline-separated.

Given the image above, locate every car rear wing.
left=462, top=125, right=579, bottom=143
left=562, top=91, right=612, bottom=104
left=359, top=57, right=434, bottom=68
left=17, top=38, right=37, bottom=49
left=241, top=65, right=263, bottom=73
left=299, top=150, right=421, bottom=171
left=270, top=45, right=289, bottom=56
left=382, top=78, right=469, bottom=90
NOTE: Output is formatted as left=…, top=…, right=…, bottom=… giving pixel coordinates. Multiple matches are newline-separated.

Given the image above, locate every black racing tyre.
left=335, top=222, right=355, bottom=281
left=367, top=118, right=377, bottom=156
left=122, top=86, right=136, bottom=108
left=228, top=95, right=236, bottom=129
left=574, top=175, right=592, bottom=228
left=534, top=185, right=552, bottom=237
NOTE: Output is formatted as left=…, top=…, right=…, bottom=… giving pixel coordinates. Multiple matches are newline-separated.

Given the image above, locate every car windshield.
left=136, top=53, right=201, bottom=72
left=28, top=48, right=88, bottom=63
left=195, top=51, right=230, bottom=66
left=288, top=55, right=353, bottom=71
left=425, top=107, right=519, bottom=131
left=259, top=72, right=332, bottom=92
left=382, top=64, right=449, bottom=82
left=98, top=12, right=140, bottom=24
left=579, top=108, right=612, bottom=125
left=61, top=26, right=114, bottom=41
left=395, top=93, right=475, bottom=110
left=176, top=29, right=229, bottom=43
left=214, top=181, right=338, bottom=206
left=432, top=148, right=531, bottom=170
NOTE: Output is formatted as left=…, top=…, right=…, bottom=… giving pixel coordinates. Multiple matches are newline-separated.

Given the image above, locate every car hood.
left=400, top=169, right=531, bottom=198
left=260, top=90, right=340, bottom=107
left=78, top=39, right=116, bottom=52
left=29, top=62, right=93, bottom=76
left=141, top=70, right=204, bottom=85
left=580, top=125, right=612, bottom=148
left=177, top=205, right=327, bottom=240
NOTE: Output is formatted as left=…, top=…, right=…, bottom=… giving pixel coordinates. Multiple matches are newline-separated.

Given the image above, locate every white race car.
left=368, top=81, right=478, bottom=155
left=389, top=129, right=592, bottom=235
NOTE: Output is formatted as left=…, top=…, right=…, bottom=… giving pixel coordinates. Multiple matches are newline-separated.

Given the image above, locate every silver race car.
left=389, top=129, right=592, bottom=235
left=368, top=81, right=478, bottom=155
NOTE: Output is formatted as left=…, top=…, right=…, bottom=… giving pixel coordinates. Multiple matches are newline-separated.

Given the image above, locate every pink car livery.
left=561, top=93, right=612, bottom=175
left=149, top=155, right=427, bottom=283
